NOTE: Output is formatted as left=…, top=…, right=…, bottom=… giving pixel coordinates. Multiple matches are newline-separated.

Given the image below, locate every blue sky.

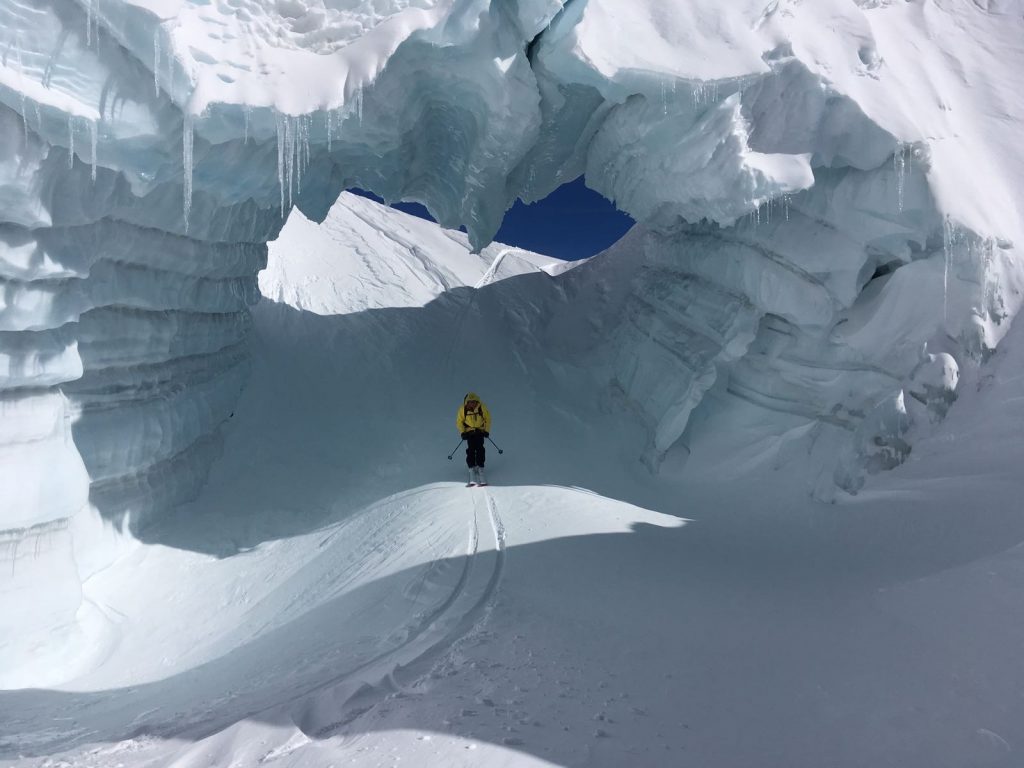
left=354, top=177, right=634, bottom=261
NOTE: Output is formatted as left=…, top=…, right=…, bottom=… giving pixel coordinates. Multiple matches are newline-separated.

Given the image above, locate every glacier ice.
left=1, top=0, right=1023, bottom=658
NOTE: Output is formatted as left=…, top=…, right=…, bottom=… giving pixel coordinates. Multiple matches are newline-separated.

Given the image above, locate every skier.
left=457, top=392, right=491, bottom=486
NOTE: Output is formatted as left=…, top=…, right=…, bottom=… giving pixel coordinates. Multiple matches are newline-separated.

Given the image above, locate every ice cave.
left=3, top=1, right=1024, bottom=766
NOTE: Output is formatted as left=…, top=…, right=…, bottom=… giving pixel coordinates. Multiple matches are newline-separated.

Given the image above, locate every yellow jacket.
left=457, top=392, right=492, bottom=435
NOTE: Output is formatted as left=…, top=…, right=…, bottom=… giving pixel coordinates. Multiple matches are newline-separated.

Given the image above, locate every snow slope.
left=3, top=195, right=1024, bottom=767
left=259, top=192, right=568, bottom=315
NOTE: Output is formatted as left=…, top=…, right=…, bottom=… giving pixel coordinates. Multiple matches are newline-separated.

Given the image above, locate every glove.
left=482, top=431, right=490, bottom=438
left=461, top=432, right=471, bottom=440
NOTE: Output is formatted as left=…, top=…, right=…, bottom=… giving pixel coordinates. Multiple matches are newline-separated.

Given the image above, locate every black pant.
left=465, top=434, right=486, bottom=468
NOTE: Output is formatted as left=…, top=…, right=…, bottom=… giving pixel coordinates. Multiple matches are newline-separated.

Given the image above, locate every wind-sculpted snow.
left=563, top=149, right=1019, bottom=491
left=519, top=0, right=1024, bottom=492
left=1, top=0, right=1023, bottom=657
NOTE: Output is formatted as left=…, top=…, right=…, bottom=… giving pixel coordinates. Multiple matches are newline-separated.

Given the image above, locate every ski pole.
left=447, top=439, right=465, bottom=461
left=487, top=436, right=504, bottom=455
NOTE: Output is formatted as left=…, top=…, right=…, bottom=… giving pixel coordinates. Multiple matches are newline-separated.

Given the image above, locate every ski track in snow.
left=0, top=478, right=514, bottom=763
left=344, top=202, right=463, bottom=296
left=474, top=249, right=512, bottom=290
left=298, top=487, right=507, bottom=741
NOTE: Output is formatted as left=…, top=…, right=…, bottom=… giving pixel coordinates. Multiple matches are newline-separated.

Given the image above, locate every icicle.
left=182, top=115, right=194, bottom=231
left=285, top=115, right=294, bottom=208
left=167, top=47, right=175, bottom=99
left=306, top=115, right=312, bottom=168
left=356, top=87, right=363, bottom=125
left=14, top=35, right=29, bottom=145
left=894, top=142, right=906, bottom=214
left=20, top=106, right=29, bottom=146
left=783, top=194, right=792, bottom=222
left=981, top=238, right=996, bottom=320
left=277, top=113, right=296, bottom=211
left=325, top=108, right=332, bottom=153
left=660, top=78, right=668, bottom=116
left=243, top=106, right=250, bottom=144
left=300, top=116, right=306, bottom=173
left=153, top=28, right=161, bottom=97
left=84, top=0, right=102, bottom=48
left=296, top=115, right=304, bottom=192
left=295, top=115, right=304, bottom=195
left=271, top=113, right=314, bottom=210
left=296, top=115, right=303, bottom=194
left=67, top=116, right=75, bottom=169
left=89, top=118, right=98, bottom=181
left=305, top=115, right=311, bottom=169
left=942, top=216, right=955, bottom=323
left=276, top=113, right=286, bottom=217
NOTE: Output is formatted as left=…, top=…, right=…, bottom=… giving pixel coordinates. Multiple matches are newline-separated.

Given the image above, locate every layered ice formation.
left=523, top=1, right=1024, bottom=491
left=1, top=0, right=1023, bottom=603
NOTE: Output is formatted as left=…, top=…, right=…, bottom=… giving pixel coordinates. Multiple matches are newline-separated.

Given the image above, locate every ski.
left=465, top=468, right=488, bottom=487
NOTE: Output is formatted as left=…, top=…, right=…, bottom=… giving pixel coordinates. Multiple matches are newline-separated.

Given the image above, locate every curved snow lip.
left=0, top=483, right=683, bottom=757
left=289, top=488, right=507, bottom=740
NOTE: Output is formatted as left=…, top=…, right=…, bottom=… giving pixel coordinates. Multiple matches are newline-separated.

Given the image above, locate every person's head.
left=464, top=392, right=481, bottom=410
